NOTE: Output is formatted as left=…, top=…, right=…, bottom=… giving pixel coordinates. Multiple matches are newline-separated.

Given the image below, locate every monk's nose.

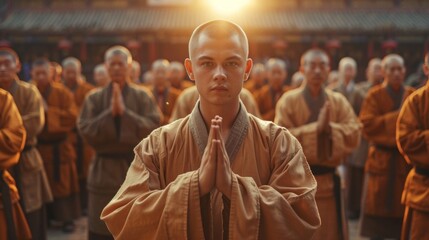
left=213, top=66, right=227, bottom=81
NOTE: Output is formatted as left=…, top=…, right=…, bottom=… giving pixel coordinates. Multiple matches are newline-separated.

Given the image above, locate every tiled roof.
left=1, top=8, right=429, bottom=34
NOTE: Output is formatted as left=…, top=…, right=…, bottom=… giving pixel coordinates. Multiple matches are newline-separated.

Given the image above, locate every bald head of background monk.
left=382, top=54, right=406, bottom=90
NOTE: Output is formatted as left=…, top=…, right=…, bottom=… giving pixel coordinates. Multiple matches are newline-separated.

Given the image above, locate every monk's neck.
left=199, top=100, right=239, bottom=139
left=65, top=79, right=78, bottom=90
left=307, top=84, right=323, bottom=97
left=344, top=77, right=352, bottom=86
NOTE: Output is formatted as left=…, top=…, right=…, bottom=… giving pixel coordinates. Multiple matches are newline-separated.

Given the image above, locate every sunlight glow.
left=206, top=0, right=253, bottom=15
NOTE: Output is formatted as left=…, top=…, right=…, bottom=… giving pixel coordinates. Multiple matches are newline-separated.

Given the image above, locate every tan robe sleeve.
left=239, top=89, right=261, bottom=118
left=102, top=127, right=320, bottom=239
left=46, top=89, right=77, bottom=133
left=101, top=129, right=205, bottom=239
left=396, top=93, right=429, bottom=168
left=0, top=92, right=26, bottom=169
left=21, top=85, right=45, bottom=141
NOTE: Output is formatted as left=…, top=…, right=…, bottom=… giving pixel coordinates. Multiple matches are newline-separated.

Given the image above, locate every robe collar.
left=302, top=85, right=327, bottom=123
left=189, top=100, right=249, bottom=163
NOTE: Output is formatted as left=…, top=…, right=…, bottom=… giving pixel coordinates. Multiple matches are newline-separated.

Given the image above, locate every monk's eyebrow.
left=225, top=56, right=243, bottom=62
left=196, top=56, right=214, bottom=62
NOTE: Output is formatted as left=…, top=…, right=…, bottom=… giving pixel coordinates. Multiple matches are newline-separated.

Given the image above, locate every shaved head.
left=188, top=20, right=249, bottom=59
left=382, top=54, right=404, bottom=69
left=0, top=47, right=19, bottom=65
left=62, top=57, right=81, bottom=70
left=300, top=48, right=330, bottom=66
left=105, top=45, right=132, bottom=64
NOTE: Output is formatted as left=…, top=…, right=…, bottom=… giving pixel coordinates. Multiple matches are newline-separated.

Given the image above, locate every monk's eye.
left=225, top=61, right=239, bottom=67
left=200, top=62, right=214, bottom=67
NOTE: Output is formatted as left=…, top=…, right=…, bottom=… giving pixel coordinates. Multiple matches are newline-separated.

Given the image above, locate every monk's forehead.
left=192, top=32, right=246, bottom=58
left=304, top=52, right=330, bottom=64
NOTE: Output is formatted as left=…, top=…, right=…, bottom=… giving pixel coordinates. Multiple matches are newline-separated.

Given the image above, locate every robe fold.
left=0, top=89, right=31, bottom=240
left=275, top=86, right=361, bottom=240
left=101, top=101, right=321, bottom=240
left=37, top=82, right=81, bottom=222
left=359, top=83, right=414, bottom=238
left=152, top=86, right=181, bottom=125
left=396, top=81, right=429, bottom=239
left=78, top=82, right=161, bottom=235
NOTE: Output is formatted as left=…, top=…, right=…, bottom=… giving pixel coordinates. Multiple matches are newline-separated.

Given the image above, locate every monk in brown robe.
left=101, top=20, right=320, bottom=240
left=0, top=89, right=32, bottom=240
left=93, top=64, right=110, bottom=87
left=275, top=48, right=361, bottom=240
left=151, top=59, right=181, bottom=125
left=333, top=57, right=366, bottom=220
left=169, top=85, right=261, bottom=121
left=0, top=48, right=52, bottom=240
left=168, top=61, right=193, bottom=91
left=255, top=58, right=290, bottom=121
left=243, top=62, right=266, bottom=95
left=356, top=58, right=384, bottom=94
left=77, top=46, right=161, bottom=240
left=62, top=57, right=95, bottom=215
left=33, top=58, right=81, bottom=233
left=396, top=53, right=429, bottom=240
left=359, top=54, right=414, bottom=239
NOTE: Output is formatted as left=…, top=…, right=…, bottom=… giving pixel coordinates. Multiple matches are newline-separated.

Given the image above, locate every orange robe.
left=68, top=81, right=95, bottom=180
left=359, top=83, right=414, bottom=239
left=171, top=79, right=193, bottom=92
left=101, top=102, right=320, bottom=239
left=255, top=85, right=290, bottom=121
left=0, top=89, right=31, bottom=240
left=275, top=86, right=361, bottom=240
left=152, top=87, right=181, bottom=125
left=396, top=81, right=429, bottom=240
left=243, top=79, right=265, bottom=98
left=37, top=82, right=80, bottom=221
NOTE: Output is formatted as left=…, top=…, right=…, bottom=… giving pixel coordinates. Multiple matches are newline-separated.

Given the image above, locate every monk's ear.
left=184, top=58, right=195, bottom=81
left=244, top=58, right=253, bottom=82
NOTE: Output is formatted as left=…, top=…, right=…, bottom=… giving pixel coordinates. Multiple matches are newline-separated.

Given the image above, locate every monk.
left=291, top=71, right=305, bottom=89
left=333, top=57, right=366, bottom=219
left=168, top=61, right=193, bottom=91
left=151, top=59, right=181, bottom=125
left=359, top=54, right=414, bottom=239
left=77, top=46, right=161, bottom=240
left=255, top=58, right=290, bottom=121
left=396, top=52, right=429, bottom=240
left=0, top=71, right=31, bottom=240
left=50, top=62, right=62, bottom=83
left=169, top=85, right=261, bottom=121
left=0, top=48, right=53, bottom=239
left=93, top=64, right=110, bottom=87
left=243, top=62, right=266, bottom=95
left=275, top=48, right=361, bottom=240
left=356, top=58, right=384, bottom=94
left=130, top=60, right=141, bottom=84
left=62, top=57, right=95, bottom=215
left=101, top=20, right=320, bottom=240
left=33, top=58, right=81, bottom=233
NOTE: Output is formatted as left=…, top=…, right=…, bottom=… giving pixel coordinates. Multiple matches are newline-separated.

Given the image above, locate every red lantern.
left=382, top=39, right=398, bottom=50
left=0, top=40, right=11, bottom=48
left=58, top=38, right=72, bottom=50
left=127, top=39, right=141, bottom=49
left=326, top=39, right=341, bottom=49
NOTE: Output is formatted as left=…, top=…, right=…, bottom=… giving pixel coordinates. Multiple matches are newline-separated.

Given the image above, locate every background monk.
left=333, top=57, right=366, bottom=220
left=359, top=54, right=414, bottom=239
left=243, top=62, right=266, bottom=95
left=62, top=57, right=95, bottom=215
left=255, top=58, right=290, bottom=121
left=33, top=58, right=81, bottom=233
left=77, top=46, right=161, bottom=240
left=101, top=20, right=320, bottom=240
left=169, top=85, right=260, bottom=121
left=93, top=64, right=110, bottom=87
left=275, top=48, right=361, bottom=240
left=130, top=60, right=141, bottom=84
left=396, top=52, right=429, bottom=240
left=168, top=61, right=193, bottom=91
left=0, top=89, right=31, bottom=240
left=0, top=48, right=53, bottom=240
left=151, top=59, right=181, bottom=125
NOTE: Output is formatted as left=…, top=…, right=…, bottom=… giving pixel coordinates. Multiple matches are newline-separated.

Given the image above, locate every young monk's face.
left=186, top=33, right=252, bottom=106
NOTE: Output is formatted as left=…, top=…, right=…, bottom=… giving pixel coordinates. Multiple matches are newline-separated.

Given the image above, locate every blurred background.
left=1, top=0, right=429, bottom=85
